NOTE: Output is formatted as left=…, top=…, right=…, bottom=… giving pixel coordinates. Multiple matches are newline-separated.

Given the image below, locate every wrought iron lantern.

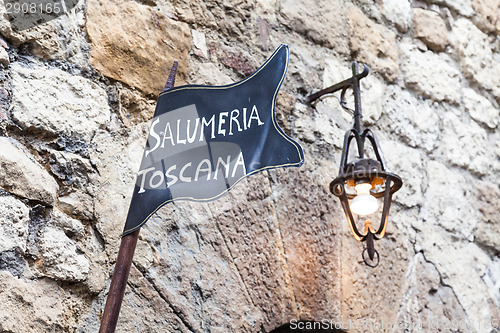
left=306, top=62, right=402, bottom=267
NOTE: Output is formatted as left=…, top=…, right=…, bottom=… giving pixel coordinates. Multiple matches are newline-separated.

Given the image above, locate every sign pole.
left=98, top=63, right=178, bottom=333
left=98, top=229, right=140, bottom=333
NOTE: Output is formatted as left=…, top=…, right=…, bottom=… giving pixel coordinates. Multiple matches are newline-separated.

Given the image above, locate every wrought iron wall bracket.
left=305, top=61, right=369, bottom=134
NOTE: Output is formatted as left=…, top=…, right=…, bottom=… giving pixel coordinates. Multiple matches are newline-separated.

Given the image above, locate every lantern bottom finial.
left=363, top=220, right=379, bottom=267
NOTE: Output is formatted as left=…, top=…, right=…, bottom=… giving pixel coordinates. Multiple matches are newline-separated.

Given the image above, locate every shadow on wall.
left=271, top=321, right=348, bottom=333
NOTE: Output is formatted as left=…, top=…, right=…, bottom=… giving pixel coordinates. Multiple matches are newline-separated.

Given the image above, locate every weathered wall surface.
left=0, top=0, right=499, bottom=332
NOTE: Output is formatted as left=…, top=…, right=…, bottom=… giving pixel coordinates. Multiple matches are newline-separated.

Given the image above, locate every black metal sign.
left=123, top=44, right=304, bottom=235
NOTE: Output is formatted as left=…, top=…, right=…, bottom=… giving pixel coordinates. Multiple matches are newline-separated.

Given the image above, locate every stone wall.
left=0, top=0, right=499, bottom=332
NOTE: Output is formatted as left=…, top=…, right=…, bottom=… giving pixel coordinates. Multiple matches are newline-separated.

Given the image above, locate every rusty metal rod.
left=98, top=61, right=179, bottom=333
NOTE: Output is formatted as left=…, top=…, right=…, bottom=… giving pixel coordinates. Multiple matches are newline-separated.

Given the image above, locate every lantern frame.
left=306, top=61, right=402, bottom=267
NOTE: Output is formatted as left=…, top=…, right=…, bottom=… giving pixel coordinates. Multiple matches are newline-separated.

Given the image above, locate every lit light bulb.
left=350, top=182, right=378, bottom=216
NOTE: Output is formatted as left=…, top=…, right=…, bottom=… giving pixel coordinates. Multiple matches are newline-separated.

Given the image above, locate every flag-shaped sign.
left=123, top=44, right=304, bottom=235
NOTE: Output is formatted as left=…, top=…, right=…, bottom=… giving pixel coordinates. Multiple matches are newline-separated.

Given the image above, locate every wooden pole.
left=98, top=62, right=179, bottom=333
left=99, top=229, right=140, bottom=333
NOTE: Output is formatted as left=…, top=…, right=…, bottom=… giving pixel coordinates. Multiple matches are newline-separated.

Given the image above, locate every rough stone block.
left=217, top=46, right=259, bottom=77
left=474, top=183, right=500, bottom=253
left=0, top=138, right=58, bottom=206
left=440, top=112, right=490, bottom=176
left=419, top=161, right=478, bottom=238
left=380, top=0, right=412, bottom=32
left=191, top=29, right=209, bottom=58
left=463, top=88, right=499, bottom=129
left=58, top=191, right=95, bottom=220
left=0, top=271, right=74, bottom=332
left=189, top=62, right=233, bottom=86
left=424, top=0, right=475, bottom=17
left=0, top=46, right=8, bottom=67
left=36, top=224, right=90, bottom=282
left=50, top=209, right=85, bottom=237
left=415, top=228, right=496, bottom=332
left=484, top=259, right=500, bottom=308
left=0, top=249, right=25, bottom=278
left=210, top=175, right=299, bottom=330
left=380, top=85, right=440, bottom=152
left=270, top=166, right=342, bottom=321
left=49, top=150, right=95, bottom=188
left=118, top=87, right=156, bottom=128
left=399, top=41, right=461, bottom=103
left=0, top=195, right=29, bottom=254
left=450, top=19, right=500, bottom=101
left=340, top=219, right=412, bottom=328
left=11, top=63, right=111, bottom=142
left=382, top=141, right=425, bottom=208
left=90, top=127, right=146, bottom=245
left=116, top=266, right=191, bottom=332
left=173, top=0, right=254, bottom=36
left=0, top=1, right=89, bottom=65
left=279, top=0, right=349, bottom=53
left=395, top=253, right=470, bottom=330
left=84, top=252, right=107, bottom=295
left=142, top=198, right=266, bottom=331
left=472, top=0, right=499, bottom=32
left=0, top=0, right=498, bottom=331
left=86, top=0, right=191, bottom=96
left=347, top=5, right=399, bottom=82
left=412, top=8, right=449, bottom=52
